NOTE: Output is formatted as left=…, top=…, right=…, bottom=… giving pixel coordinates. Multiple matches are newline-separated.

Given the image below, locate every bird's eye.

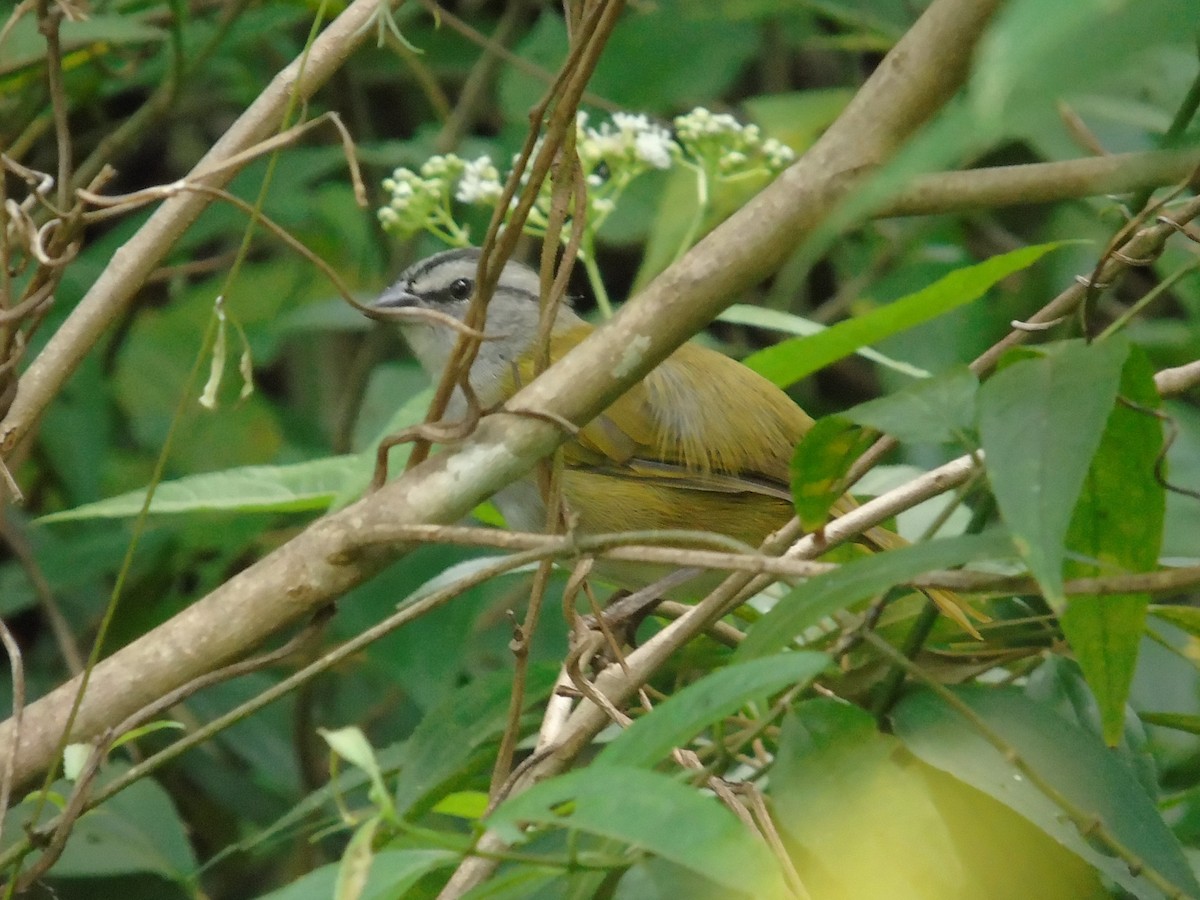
left=448, top=277, right=473, bottom=301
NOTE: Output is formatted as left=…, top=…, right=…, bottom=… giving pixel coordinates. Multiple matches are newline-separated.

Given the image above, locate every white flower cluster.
left=673, top=107, right=795, bottom=176
left=577, top=111, right=676, bottom=178
left=378, top=154, right=502, bottom=242
left=455, top=156, right=504, bottom=204
left=377, top=108, right=795, bottom=246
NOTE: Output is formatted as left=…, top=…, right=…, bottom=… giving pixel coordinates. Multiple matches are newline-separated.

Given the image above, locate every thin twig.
left=0, top=618, right=25, bottom=850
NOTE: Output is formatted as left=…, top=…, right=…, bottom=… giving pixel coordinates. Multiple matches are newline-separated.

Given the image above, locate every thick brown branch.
left=880, top=148, right=1200, bottom=217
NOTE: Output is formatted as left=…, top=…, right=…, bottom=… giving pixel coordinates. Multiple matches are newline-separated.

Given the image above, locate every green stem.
left=674, top=161, right=710, bottom=263
left=580, top=243, right=612, bottom=317
left=1098, top=259, right=1200, bottom=340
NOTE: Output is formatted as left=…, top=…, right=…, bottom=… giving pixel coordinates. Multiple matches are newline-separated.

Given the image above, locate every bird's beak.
left=363, top=285, right=422, bottom=322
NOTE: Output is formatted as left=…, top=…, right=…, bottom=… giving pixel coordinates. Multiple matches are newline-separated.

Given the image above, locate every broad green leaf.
left=499, top=4, right=757, bottom=120
left=488, top=767, right=787, bottom=896
left=253, top=849, right=457, bottom=900
left=719, top=304, right=930, bottom=377
left=1060, top=345, right=1163, bottom=744
left=394, top=665, right=559, bottom=817
left=43, top=763, right=197, bottom=881
left=969, top=0, right=1198, bottom=138
left=597, top=652, right=829, bottom=768
left=456, top=868, right=566, bottom=899
left=789, top=415, right=876, bottom=529
left=977, top=339, right=1129, bottom=606
left=736, top=531, right=1015, bottom=659
left=743, top=242, right=1067, bottom=387
left=843, top=366, right=979, bottom=445
left=1025, top=656, right=1159, bottom=797
left=773, top=699, right=1107, bottom=900
left=615, top=858, right=742, bottom=900
left=742, top=89, right=856, bottom=155
left=893, top=685, right=1200, bottom=899
left=587, top=1, right=759, bottom=111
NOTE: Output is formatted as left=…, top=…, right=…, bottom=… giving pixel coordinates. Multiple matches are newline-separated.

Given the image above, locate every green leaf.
left=742, top=89, right=856, bottom=155
left=252, top=849, right=457, bottom=900
left=394, top=665, right=559, bottom=817
left=789, top=416, right=876, bottom=530
left=736, top=531, right=1015, bottom=660
left=719, top=304, right=930, bottom=377
left=1024, top=656, right=1159, bottom=797
left=320, top=727, right=394, bottom=818
left=45, top=763, right=197, bottom=881
left=1149, top=604, right=1200, bottom=637
left=500, top=4, right=757, bottom=119
left=38, top=455, right=360, bottom=522
left=743, top=242, right=1067, bottom=387
left=977, top=338, right=1130, bottom=606
left=843, top=365, right=979, bottom=445
left=597, top=652, right=829, bottom=768
left=772, top=699, right=1107, bottom=899
left=892, top=685, right=1200, bottom=899
left=336, top=816, right=381, bottom=900
left=488, top=767, right=787, bottom=896
left=969, top=0, right=1199, bottom=138
left=1060, top=345, right=1163, bottom=744
left=589, top=1, right=759, bottom=111
left=430, top=791, right=489, bottom=820
left=1138, top=712, right=1200, bottom=736
left=39, top=389, right=433, bottom=522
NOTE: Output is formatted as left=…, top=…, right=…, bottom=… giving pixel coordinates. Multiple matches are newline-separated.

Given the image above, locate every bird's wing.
left=536, top=333, right=811, bottom=493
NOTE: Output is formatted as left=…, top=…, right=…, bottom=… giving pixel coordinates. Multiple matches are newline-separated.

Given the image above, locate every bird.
left=366, top=246, right=982, bottom=634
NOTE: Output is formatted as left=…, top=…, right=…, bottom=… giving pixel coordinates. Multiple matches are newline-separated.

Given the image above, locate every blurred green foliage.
left=1, top=0, right=1200, bottom=897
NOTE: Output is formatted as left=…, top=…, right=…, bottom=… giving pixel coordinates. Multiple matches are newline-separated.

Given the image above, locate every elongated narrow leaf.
left=38, top=456, right=362, bottom=522
left=1060, top=345, right=1163, bottom=745
left=488, top=767, right=787, bottom=896
left=718, top=305, right=929, bottom=377
left=743, top=242, right=1066, bottom=387
left=978, top=339, right=1129, bottom=606
left=736, top=531, right=1015, bottom=660
left=598, top=652, right=829, bottom=768
left=1139, top=712, right=1200, bottom=736
left=1149, top=604, right=1200, bottom=637
left=893, top=685, right=1200, bottom=899
left=39, top=389, right=433, bottom=522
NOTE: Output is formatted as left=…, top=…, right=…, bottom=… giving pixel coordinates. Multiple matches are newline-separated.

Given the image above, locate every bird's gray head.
left=368, top=247, right=580, bottom=398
